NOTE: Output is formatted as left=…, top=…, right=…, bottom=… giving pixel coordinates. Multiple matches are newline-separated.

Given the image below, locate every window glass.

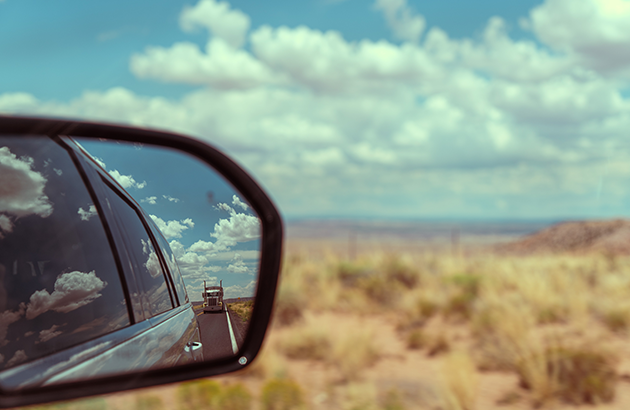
left=149, top=223, right=188, bottom=305
left=0, top=137, right=130, bottom=370
left=102, top=182, right=173, bottom=317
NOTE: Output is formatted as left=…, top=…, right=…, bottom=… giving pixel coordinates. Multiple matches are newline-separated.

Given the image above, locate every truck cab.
left=202, top=280, right=225, bottom=313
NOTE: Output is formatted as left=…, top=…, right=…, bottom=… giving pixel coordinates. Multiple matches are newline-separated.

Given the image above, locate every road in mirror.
left=0, top=135, right=260, bottom=390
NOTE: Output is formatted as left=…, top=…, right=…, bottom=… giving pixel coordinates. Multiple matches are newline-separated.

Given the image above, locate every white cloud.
left=0, top=93, right=38, bottom=112
left=141, top=196, right=157, bottom=205
left=78, top=204, right=97, bottom=221
left=190, top=197, right=259, bottom=254
left=227, top=253, right=249, bottom=273
left=374, top=0, right=426, bottom=43
left=163, top=195, right=180, bottom=203
left=528, top=0, right=630, bottom=74
left=249, top=25, right=438, bottom=95
left=223, top=280, right=256, bottom=299
left=5, top=0, right=630, bottom=219
left=232, top=195, right=248, bottom=211
left=141, top=239, right=163, bottom=278
left=108, top=170, right=146, bottom=189
left=130, top=39, right=277, bottom=89
left=170, top=240, right=221, bottom=281
left=0, top=304, right=25, bottom=347
left=93, top=157, right=107, bottom=169
left=0, top=147, right=53, bottom=237
left=211, top=199, right=260, bottom=244
left=179, top=0, right=250, bottom=48
left=25, top=271, right=107, bottom=320
left=38, top=324, right=63, bottom=343
left=6, top=350, right=27, bottom=367
left=0, top=215, right=12, bottom=239
left=150, top=215, right=194, bottom=239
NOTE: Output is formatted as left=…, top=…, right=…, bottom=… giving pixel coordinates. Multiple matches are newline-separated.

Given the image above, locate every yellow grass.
left=228, top=300, right=254, bottom=323
left=32, top=244, right=630, bottom=410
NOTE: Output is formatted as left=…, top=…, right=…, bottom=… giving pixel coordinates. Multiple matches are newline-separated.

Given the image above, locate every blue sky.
left=1, top=0, right=541, bottom=101
left=3, top=0, right=630, bottom=221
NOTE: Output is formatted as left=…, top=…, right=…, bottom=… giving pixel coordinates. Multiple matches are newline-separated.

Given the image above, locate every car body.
left=0, top=134, right=203, bottom=390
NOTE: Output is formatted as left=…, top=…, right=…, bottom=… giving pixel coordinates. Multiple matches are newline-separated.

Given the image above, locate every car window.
left=148, top=222, right=188, bottom=305
left=100, top=180, right=174, bottom=318
left=0, top=136, right=130, bottom=370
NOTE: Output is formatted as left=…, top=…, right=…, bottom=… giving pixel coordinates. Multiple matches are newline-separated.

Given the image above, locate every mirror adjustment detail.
left=0, top=116, right=283, bottom=409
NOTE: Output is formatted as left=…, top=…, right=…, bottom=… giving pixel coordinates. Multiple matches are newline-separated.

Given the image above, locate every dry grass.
left=331, top=325, right=381, bottom=382
left=278, top=323, right=332, bottom=361
left=260, top=379, right=306, bottom=410
left=440, top=350, right=478, bottom=410
left=40, top=244, right=630, bottom=410
left=228, top=300, right=254, bottom=323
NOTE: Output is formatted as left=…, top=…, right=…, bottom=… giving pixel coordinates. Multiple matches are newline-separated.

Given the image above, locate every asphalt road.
left=193, top=304, right=240, bottom=361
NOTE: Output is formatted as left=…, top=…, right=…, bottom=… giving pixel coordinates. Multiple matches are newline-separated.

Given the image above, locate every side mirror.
left=0, top=116, right=283, bottom=408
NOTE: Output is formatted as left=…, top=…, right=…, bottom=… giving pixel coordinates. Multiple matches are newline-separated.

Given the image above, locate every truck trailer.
left=202, top=280, right=224, bottom=313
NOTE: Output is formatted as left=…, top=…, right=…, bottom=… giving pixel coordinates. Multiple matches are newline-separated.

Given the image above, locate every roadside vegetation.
left=29, top=237, right=630, bottom=409
left=228, top=300, right=254, bottom=324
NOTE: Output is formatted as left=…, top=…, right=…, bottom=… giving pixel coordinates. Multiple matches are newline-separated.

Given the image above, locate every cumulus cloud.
left=78, top=204, right=97, bottom=221
left=179, top=0, right=250, bottom=48
left=150, top=215, right=194, bottom=239
left=528, top=0, right=630, bottom=74
left=6, top=350, right=27, bottom=367
left=163, top=195, right=180, bottom=203
left=0, top=215, right=12, bottom=238
left=129, top=0, right=276, bottom=89
left=108, top=170, right=146, bottom=189
left=0, top=147, right=53, bottom=237
left=141, top=196, right=157, bottom=205
left=141, top=239, right=163, bottom=278
left=227, top=253, right=248, bottom=273
left=374, top=0, right=426, bottom=43
left=0, top=304, right=25, bottom=347
left=6, top=0, right=630, bottom=219
left=130, top=38, right=277, bottom=89
left=93, top=157, right=107, bottom=169
left=38, top=324, right=63, bottom=343
left=211, top=199, right=260, bottom=244
left=223, top=280, right=256, bottom=299
left=190, top=196, right=260, bottom=254
left=170, top=240, right=221, bottom=280
left=25, top=271, right=107, bottom=320
left=231, top=195, right=248, bottom=211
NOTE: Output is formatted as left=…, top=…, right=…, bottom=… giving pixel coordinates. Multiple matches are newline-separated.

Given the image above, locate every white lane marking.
left=225, top=310, right=238, bottom=354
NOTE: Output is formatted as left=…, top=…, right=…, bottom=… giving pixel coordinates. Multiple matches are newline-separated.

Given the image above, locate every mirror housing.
left=0, top=115, right=283, bottom=409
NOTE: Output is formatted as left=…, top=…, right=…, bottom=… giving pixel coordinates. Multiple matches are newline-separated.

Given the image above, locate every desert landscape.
left=23, top=219, right=630, bottom=410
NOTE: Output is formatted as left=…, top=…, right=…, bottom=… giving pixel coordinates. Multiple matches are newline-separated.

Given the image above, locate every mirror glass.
left=0, top=135, right=260, bottom=390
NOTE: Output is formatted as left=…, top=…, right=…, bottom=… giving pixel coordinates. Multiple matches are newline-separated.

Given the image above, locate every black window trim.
left=64, top=134, right=179, bottom=315
left=52, top=135, right=137, bottom=326
left=98, top=176, right=177, bottom=315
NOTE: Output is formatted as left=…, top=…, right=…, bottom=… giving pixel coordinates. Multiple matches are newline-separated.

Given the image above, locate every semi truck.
left=202, top=280, right=224, bottom=313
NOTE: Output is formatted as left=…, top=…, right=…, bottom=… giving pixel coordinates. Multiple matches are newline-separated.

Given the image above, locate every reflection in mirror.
left=0, top=136, right=261, bottom=390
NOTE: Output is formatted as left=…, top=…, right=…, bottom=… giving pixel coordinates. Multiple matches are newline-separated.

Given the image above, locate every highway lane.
left=194, top=306, right=239, bottom=361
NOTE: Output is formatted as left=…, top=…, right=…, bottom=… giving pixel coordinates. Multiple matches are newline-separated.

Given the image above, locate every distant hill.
left=499, top=219, right=630, bottom=255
